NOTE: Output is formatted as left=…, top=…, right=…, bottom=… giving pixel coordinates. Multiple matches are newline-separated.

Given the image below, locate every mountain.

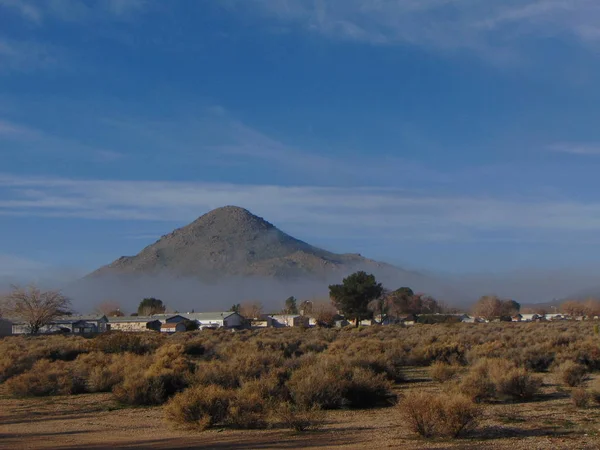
left=88, top=206, right=408, bottom=281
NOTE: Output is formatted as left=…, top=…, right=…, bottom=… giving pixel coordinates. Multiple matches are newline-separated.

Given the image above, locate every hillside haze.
left=89, top=206, right=399, bottom=280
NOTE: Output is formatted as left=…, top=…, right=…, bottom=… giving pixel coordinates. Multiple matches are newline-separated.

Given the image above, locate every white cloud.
left=0, top=39, right=59, bottom=72
left=0, top=117, right=124, bottom=163
left=2, top=174, right=600, bottom=241
left=0, top=0, right=149, bottom=23
left=0, top=0, right=41, bottom=23
left=548, top=142, right=600, bottom=155
left=227, top=0, right=600, bottom=60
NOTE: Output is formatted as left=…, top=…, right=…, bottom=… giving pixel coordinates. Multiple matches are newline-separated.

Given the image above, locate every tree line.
left=8, top=273, right=600, bottom=335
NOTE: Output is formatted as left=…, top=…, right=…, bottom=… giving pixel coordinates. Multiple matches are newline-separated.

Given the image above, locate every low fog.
left=3, top=264, right=600, bottom=315
left=1, top=268, right=596, bottom=315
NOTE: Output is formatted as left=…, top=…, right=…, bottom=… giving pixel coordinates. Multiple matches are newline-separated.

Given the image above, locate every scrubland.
left=2, top=322, right=600, bottom=449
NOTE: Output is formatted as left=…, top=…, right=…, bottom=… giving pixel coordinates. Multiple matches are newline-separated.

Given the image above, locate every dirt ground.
left=2, top=373, right=600, bottom=450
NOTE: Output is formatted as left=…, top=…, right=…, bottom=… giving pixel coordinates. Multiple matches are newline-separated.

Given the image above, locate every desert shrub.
left=493, top=367, right=543, bottom=400
left=287, top=357, right=394, bottom=409
left=430, top=361, right=461, bottom=382
left=165, top=385, right=233, bottom=431
left=343, top=367, right=395, bottom=408
left=587, top=378, right=600, bottom=406
left=459, top=358, right=541, bottom=402
left=227, top=384, right=268, bottom=429
left=239, top=372, right=289, bottom=403
left=458, top=360, right=497, bottom=402
left=113, top=370, right=187, bottom=406
left=287, top=360, right=344, bottom=409
left=113, top=345, right=192, bottom=406
left=271, top=402, right=325, bottom=432
left=399, top=391, right=480, bottom=438
left=4, top=359, right=86, bottom=397
left=556, top=361, right=588, bottom=387
left=193, top=349, right=283, bottom=389
left=571, top=388, right=590, bottom=408
left=512, top=346, right=555, bottom=372
left=0, top=336, right=90, bottom=382
left=94, top=332, right=164, bottom=354
left=423, top=342, right=467, bottom=365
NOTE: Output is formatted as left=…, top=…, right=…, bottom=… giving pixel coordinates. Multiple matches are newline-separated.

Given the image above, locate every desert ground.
left=2, top=369, right=600, bottom=450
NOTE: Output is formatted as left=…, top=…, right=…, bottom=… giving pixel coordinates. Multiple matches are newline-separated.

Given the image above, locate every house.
left=460, top=315, right=478, bottom=323
left=11, top=315, right=109, bottom=335
left=269, top=314, right=309, bottom=328
left=0, top=318, right=12, bottom=337
left=335, top=319, right=351, bottom=328
left=398, top=314, right=417, bottom=326
left=160, top=322, right=186, bottom=333
left=177, top=312, right=245, bottom=329
left=511, top=314, right=523, bottom=322
left=108, top=316, right=163, bottom=332
left=358, top=318, right=376, bottom=326
left=520, top=314, right=542, bottom=322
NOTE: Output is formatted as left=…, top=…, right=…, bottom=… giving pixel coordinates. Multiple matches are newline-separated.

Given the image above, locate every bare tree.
left=95, top=300, right=124, bottom=317
left=472, top=295, right=520, bottom=321
left=560, top=300, right=587, bottom=317
left=239, top=301, right=263, bottom=320
left=312, top=301, right=338, bottom=327
left=1, top=285, right=71, bottom=334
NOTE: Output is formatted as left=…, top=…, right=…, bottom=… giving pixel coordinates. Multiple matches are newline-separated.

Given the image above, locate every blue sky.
left=2, top=0, right=600, bottom=283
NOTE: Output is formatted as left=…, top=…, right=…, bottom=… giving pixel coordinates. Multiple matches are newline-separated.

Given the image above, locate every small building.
left=250, top=316, right=275, bottom=329
left=269, top=314, right=309, bottom=328
left=11, top=315, right=109, bottom=335
left=398, top=314, right=417, bottom=326
left=511, top=314, right=523, bottom=322
left=177, top=312, right=245, bottom=329
left=0, top=318, right=12, bottom=337
left=160, top=322, right=186, bottom=333
left=108, top=316, right=162, bottom=332
left=520, top=314, right=542, bottom=322
left=335, top=319, right=351, bottom=328
left=545, top=314, right=566, bottom=321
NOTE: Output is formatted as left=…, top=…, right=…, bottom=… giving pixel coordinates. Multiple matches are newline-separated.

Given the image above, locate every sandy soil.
left=2, top=374, right=600, bottom=450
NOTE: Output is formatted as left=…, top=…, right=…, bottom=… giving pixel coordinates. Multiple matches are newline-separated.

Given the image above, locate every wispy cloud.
left=2, top=174, right=600, bottom=242
left=227, top=0, right=600, bottom=61
left=548, top=142, right=600, bottom=155
left=0, top=117, right=124, bottom=163
left=100, top=106, right=446, bottom=186
left=0, top=0, right=149, bottom=23
left=0, top=39, right=59, bottom=72
left=0, top=0, right=41, bottom=23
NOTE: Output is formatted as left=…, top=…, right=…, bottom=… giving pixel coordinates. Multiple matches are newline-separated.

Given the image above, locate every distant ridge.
left=87, top=206, right=408, bottom=281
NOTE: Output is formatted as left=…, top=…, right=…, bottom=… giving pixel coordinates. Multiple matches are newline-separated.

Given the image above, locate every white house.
left=269, top=314, right=309, bottom=328
left=108, top=316, right=162, bottom=332
left=177, top=312, right=245, bottom=329
left=160, top=322, right=186, bottom=333
left=520, top=314, right=542, bottom=322
left=11, top=315, right=109, bottom=335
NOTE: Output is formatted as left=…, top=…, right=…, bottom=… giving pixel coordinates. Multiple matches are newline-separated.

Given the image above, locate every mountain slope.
left=88, top=206, right=400, bottom=280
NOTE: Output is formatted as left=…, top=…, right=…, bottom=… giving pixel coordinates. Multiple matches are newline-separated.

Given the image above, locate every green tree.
left=329, top=271, right=383, bottom=327
left=137, top=298, right=166, bottom=316
left=229, top=303, right=241, bottom=313
left=284, top=296, right=299, bottom=314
